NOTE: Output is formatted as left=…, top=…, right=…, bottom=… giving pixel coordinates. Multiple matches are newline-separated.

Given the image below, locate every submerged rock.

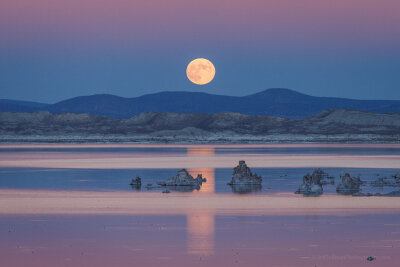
left=157, top=169, right=206, bottom=187
left=336, top=173, right=363, bottom=195
left=295, top=169, right=325, bottom=196
left=227, top=160, right=262, bottom=185
left=367, top=256, right=375, bottom=261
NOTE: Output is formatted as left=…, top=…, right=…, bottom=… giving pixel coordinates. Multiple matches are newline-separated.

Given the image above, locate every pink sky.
left=1, top=0, right=399, bottom=50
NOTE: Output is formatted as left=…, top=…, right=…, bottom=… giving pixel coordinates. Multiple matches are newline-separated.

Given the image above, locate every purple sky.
left=0, top=0, right=399, bottom=102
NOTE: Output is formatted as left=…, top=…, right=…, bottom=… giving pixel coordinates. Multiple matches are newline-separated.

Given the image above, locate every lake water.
left=0, top=144, right=399, bottom=266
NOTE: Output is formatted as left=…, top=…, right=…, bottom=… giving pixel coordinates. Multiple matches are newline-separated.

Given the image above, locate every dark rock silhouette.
left=336, top=173, right=363, bottom=195
left=371, top=173, right=400, bottom=187
left=157, top=169, right=206, bottom=187
left=295, top=171, right=324, bottom=196
left=130, top=176, right=142, bottom=190
left=313, top=168, right=335, bottom=185
left=227, top=161, right=262, bottom=185
left=367, top=256, right=375, bottom=261
left=130, top=176, right=142, bottom=186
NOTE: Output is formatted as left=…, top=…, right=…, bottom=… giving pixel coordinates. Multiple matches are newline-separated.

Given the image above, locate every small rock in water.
left=367, top=256, right=375, bottom=261
left=130, top=176, right=142, bottom=186
left=295, top=169, right=325, bottom=196
left=162, top=189, right=171, bottom=194
left=130, top=176, right=142, bottom=190
left=227, top=160, right=262, bottom=185
left=336, top=173, right=363, bottom=195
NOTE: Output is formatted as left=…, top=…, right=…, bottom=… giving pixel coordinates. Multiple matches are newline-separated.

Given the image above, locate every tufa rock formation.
left=157, top=169, right=206, bottom=187
left=370, top=173, right=400, bottom=187
left=227, top=161, right=262, bottom=185
left=336, top=173, right=363, bottom=195
left=130, top=176, right=142, bottom=190
left=313, top=168, right=335, bottom=185
left=130, top=176, right=142, bottom=186
left=295, top=169, right=325, bottom=195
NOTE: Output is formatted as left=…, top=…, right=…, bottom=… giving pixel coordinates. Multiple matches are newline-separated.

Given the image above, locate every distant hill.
left=0, top=99, right=49, bottom=113
left=1, top=88, right=400, bottom=118
left=1, top=109, right=400, bottom=138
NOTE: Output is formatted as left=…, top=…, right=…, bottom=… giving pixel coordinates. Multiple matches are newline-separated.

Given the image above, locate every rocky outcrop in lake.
left=336, top=173, right=363, bottom=195
left=130, top=176, right=142, bottom=186
left=227, top=161, right=262, bottom=185
left=157, top=169, right=206, bottom=187
left=130, top=176, right=142, bottom=190
left=295, top=170, right=324, bottom=196
left=371, top=173, right=400, bottom=187
left=314, top=168, right=335, bottom=185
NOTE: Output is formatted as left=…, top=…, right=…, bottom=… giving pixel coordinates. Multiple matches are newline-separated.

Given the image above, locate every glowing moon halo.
left=186, top=58, right=215, bottom=85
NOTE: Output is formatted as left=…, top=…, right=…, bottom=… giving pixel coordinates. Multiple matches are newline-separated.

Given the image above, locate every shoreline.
left=1, top=134, right=400, bottom=144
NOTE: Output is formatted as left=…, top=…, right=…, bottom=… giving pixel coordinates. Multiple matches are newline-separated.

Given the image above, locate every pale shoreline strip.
left=1, top=154, right=399, bottom=169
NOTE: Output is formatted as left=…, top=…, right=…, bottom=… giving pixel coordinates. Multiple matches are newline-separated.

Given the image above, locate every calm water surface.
left=0, top=144, right=399, bottom=266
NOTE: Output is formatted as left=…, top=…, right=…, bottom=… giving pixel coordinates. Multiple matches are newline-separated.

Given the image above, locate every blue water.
left=0, top=145, right=399, bottom=194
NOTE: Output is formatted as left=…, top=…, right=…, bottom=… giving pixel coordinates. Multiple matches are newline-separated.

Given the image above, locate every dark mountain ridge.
left=1, top=88, right=400, bottom=118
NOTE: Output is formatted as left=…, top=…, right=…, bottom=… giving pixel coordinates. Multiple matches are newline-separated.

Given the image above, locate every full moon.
left=186, top=58, right=215, bottom=85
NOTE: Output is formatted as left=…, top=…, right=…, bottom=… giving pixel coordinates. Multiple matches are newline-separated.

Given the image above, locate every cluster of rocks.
left=227, top=161, right=262, bottom=186
left=140, top=169, right=207, bottom=192
left=370, top=173, right=400, bottom=187
left=131, top=160, right=262, bottom=194
left=352, top=172, right=400, bottom=197
left=157, top=169, right=206, bottom=187
left=294, top=169, right=368, bottom=196
left=130, top=163, right=399, bottom=197
left=295, top=169, right=325, bottom=196
left=336, top=173, right=363, bottom=195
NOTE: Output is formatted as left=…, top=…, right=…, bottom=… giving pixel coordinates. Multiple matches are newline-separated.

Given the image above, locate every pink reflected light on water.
left=1, top=144, right=400, bottom=266
left=1, top=143, right=399, bottom=169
